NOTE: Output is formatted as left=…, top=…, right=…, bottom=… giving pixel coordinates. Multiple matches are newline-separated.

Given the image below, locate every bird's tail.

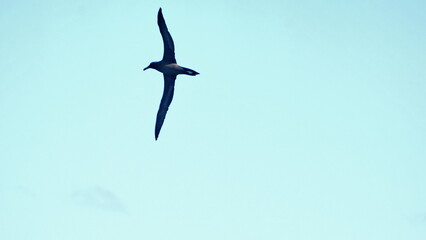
left=181, top=67, right=199, bottom=76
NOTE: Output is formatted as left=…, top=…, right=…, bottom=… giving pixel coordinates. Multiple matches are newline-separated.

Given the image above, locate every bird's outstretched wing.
left=155, top=74, right=177, bottom=140
left=157, top=8, right=176, bottom=64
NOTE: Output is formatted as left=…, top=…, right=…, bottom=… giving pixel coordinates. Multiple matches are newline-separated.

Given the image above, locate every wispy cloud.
left=72, top=186, right=127, bottom=213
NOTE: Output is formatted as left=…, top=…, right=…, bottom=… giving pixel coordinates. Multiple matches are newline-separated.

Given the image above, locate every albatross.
left=144, top=8, right=199, bottom=140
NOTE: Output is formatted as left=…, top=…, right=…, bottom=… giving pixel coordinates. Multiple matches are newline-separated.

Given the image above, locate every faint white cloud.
left=72, top=186, right=127, bottom=213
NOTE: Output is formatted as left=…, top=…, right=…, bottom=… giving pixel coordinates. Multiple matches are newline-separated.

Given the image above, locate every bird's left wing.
left=155, top=74, right=177, bottom=140
left=157, top=8, right=176, bottom=64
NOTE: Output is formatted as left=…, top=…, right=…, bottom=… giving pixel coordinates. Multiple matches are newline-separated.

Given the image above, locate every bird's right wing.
left=157, top=8, right=176, bottom=64
left=155, top=74, right=177, bottom=140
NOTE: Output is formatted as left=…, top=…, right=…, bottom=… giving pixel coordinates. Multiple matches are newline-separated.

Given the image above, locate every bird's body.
left=147, top=62, right=198, bottom=76
left=144, top=8, right=199, bottom=140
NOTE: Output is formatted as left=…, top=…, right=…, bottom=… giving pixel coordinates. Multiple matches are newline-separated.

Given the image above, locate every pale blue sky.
left=1, top=0, right=426, bottom=239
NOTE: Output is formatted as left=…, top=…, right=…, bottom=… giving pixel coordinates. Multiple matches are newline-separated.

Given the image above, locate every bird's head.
left=143, top=62, right=159, bottom=71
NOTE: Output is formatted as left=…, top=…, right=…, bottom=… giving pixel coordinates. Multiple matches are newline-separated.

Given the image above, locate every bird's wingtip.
left=158, top=8, right=164, bottom=19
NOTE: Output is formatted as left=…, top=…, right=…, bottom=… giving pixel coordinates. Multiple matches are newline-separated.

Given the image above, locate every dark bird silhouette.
left=144, top=8, right=199, bottom=140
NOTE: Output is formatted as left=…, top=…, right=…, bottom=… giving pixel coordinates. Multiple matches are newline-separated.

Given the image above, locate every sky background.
left=1, top=0, right=426, bottom=239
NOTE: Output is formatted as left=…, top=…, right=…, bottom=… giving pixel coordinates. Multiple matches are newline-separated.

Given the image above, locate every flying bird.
left=144, top=8, right=199, bottom=140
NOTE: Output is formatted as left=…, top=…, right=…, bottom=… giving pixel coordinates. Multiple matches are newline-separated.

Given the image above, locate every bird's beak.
left=143, top=66, right=149, bottom=71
